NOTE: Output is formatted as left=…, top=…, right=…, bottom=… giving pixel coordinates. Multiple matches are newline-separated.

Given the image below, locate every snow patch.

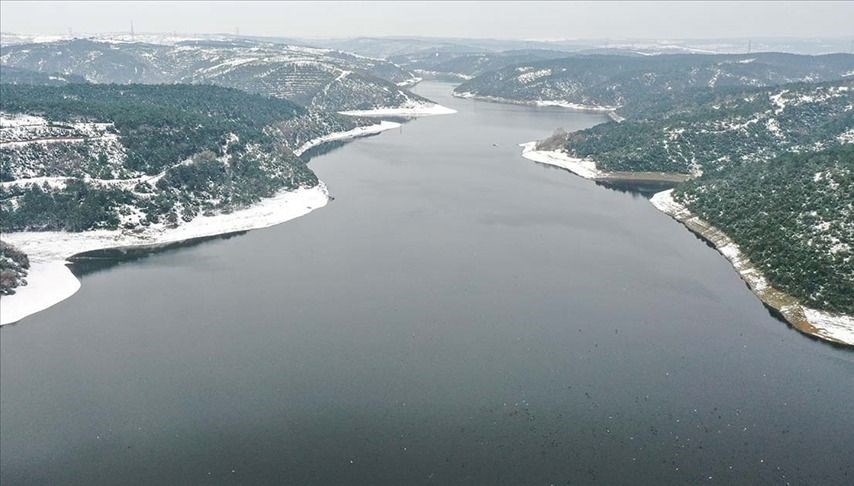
left=769, top=90, right=789, bottom=115
left=766, top=118, right=783, bottom=138
left=837, top=128, right=854, bottom=144
left=517, top=68, right=552, bottom=84
left=0, top=113, right=49, bottom=128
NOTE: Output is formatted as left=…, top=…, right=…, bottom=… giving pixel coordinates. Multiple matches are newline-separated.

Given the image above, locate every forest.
left=561, top=80, right=853, bottom=174
left=675, top=146, right=853, bottom=314
left=0, top=84, right=320, bottom=232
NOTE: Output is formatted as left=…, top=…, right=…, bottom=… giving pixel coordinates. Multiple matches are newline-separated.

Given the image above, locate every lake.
left=2, top=81, right=852, bottom=485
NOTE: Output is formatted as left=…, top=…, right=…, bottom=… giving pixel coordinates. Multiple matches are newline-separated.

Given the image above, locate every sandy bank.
left=650, top=189, right=854, bottom=347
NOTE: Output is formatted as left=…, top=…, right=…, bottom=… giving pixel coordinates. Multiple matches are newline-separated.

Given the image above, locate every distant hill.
left=299, top=36, right=565, bottom=59
left=391, top=49, right=576, bottom=80
left=455, top=53, right=854, bottom=116
left=0, top=39, right=428, bottom=112
left=303, top=36, right=854, bottom=59
left=561, top=79, right=853, bottom=174
left=0, top=66, right=87, bottom=86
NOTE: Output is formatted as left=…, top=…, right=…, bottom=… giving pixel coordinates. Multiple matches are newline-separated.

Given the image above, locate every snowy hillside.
left=455, top=53, right=854, bottom=116
left=676, top=146, right=853, bottom=317
left=0, top=39, right=429, bottom=112
left=0, top=83, right=395, bottom=241
left=391, top=49, right=574, bottom=80
left=560, top=80, right=853, bottom=174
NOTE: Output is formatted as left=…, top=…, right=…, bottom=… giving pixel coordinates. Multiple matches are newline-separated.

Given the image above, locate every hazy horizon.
left=2, top=1, right=853, bottom=41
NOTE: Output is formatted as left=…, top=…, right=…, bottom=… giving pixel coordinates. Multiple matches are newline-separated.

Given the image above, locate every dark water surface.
left=2, top=82, right=852, bottom=485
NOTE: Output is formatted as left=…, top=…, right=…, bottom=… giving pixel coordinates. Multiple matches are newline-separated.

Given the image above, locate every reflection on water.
left=299, top=139, right=351, bottom=160
left=299, top=122, right=407, bottom=160
left=594, top=179, right=679, bottom=197
left=530, top=161, right=678, bottom=198
left=69, top=232, right=249, bottom=278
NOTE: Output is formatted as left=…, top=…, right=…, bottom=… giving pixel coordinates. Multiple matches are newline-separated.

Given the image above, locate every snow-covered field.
left=0, top=184, right=329, bottom=325
left=650, top=189, right=854, bottom=346
left=338, top=102, right=457, bottom=117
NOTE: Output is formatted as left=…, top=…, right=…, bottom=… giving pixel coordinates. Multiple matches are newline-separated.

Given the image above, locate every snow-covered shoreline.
left=338, top=102, right=457, bottom=117
left=0, top=262, right=81, bottom=326
left=650, top=189, right=854, bottom=347
left=293, top=120, right=401, bottom=156
left=520, top=141, right=606, bottom=179
left=0, top=184, right=330, bottom=325
left=454, top=92, right=618, bottom=113
left=519, top=142, right=689, bottom=183
left=412, top=69, right=474, bottom=81
left=520, top=138, right=852, bottom=346
left=396, top=76, right=423, bottom=88
left=0, top=97, right=452, bottom=325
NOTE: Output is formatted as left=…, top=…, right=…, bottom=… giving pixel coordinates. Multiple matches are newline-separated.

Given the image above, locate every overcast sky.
left=1, top=1, right=852, bottom=40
